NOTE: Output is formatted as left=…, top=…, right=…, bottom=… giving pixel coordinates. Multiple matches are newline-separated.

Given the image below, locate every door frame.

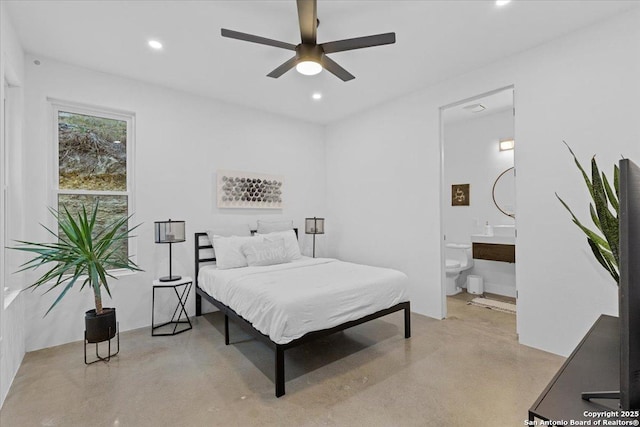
left=438, top=84, right=516, bottom=320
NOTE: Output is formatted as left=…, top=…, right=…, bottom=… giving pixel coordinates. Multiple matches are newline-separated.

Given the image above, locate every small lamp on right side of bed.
left=305, top=217, right=325, bottom=258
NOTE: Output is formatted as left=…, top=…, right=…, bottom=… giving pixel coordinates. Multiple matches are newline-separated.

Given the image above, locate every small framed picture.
left=452, top=184, right=470, bottom=206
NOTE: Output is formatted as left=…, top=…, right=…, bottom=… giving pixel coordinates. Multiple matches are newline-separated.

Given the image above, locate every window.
left=2, top=81, right=22, bottom=299
left=2, top=80, right=8, bottom=298
left=52, top=101, right=135, bottom=264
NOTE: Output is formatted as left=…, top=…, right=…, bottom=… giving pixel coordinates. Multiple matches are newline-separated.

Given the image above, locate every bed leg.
left=224, top=314, right=230, bottom=345
left=404, top=304, right=411, bottom=338
left=275, top=347, right=285, bottom=398
left=196, top=293, right=202, bottom=317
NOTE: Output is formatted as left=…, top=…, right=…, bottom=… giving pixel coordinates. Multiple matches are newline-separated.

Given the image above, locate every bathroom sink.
left=471, top=234, right=515, bottom=245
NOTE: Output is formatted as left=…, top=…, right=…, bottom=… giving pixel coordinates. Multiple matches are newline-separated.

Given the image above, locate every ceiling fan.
left=221, top=0, right=396, bottom=82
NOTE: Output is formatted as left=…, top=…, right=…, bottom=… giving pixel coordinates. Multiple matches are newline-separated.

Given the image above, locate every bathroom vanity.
left=472, top=243, right=515, bottom=263
left=470, top=234, right=515, bottom=263
left=469, top=230, right=516, bottom=297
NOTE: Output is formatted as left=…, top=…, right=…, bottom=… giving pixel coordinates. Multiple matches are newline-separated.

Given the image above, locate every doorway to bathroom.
left=440, top=86, right=517, bottom=331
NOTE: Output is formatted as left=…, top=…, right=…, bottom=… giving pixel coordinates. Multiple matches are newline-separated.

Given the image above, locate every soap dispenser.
left=484, top=221, right=494, bottom=236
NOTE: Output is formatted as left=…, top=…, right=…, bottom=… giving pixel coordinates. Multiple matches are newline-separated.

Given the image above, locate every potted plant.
left=11, top=201, right=142, bottom=344
left=556, top=142, right=620, bottom=284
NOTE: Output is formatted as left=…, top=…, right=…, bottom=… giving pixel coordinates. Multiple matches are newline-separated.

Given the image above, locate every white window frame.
left=1, top=79, right=8, bottom=301
left=2, top=79, right=22, bottom=304
left=50, top=99, right=137, bottom=271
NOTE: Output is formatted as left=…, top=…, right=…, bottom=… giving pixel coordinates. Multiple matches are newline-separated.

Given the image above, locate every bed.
left=194, top=230, right=411, bottom=397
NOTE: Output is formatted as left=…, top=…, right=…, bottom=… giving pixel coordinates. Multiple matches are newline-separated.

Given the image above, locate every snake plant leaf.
left=557, top=143, right=620, bottom=284
left=563, top=141, right=594, bottom=199
left=587, top=238, right=618, bottom=282
left=589, top=203, right=601, bottom=230
left=603, top=172, right=619, bottom=214
left=591, top=157, right=619, bottom=266
left=614, top=164, right=620, bottom=198
left=556, top=193, right=611, bottom=250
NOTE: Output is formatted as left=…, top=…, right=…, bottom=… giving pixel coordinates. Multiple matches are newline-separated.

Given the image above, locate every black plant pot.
left=85, top=308, right=117, bottom=344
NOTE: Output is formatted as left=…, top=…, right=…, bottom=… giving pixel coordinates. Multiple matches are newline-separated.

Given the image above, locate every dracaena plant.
left=556, top=142, right=620, bottom=284
left=11, top=201, right=142, bottom=315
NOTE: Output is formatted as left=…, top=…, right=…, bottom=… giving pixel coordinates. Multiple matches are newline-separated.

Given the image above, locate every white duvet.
left=197, top=257, right=409, bottom=344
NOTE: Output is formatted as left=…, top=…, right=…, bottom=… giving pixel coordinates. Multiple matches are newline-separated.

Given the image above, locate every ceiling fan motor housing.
left=296, top=44, right=324, bottom=63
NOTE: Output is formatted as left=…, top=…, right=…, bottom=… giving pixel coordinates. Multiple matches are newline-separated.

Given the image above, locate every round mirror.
left=492, top=167, right=515, bottom=218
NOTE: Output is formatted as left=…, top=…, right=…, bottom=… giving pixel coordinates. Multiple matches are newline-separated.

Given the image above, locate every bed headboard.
left=194, top=229, right=299, bottom=288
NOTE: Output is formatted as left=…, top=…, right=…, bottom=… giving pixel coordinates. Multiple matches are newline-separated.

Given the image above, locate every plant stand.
left=84, top=322, right=119, bottom=365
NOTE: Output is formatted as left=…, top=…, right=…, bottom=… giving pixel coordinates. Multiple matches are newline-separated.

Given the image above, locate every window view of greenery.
left=57, top=111, right=129, bottom=262
left=58, top=111, right=126, bottom=190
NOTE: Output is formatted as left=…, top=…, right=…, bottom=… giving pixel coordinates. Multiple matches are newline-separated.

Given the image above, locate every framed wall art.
left=217, top=170, right=284, bottom=209
left=451, top=184, right=470, bottom=206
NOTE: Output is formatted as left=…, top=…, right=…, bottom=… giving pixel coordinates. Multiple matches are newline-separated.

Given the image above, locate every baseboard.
left=483, top=282, right=516, bottom=298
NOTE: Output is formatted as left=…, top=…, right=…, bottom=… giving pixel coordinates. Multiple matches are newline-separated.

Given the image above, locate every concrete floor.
left=0, top=296, right=563, bottom=426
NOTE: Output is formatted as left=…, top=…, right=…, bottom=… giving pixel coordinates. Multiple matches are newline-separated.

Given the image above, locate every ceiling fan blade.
left=296, top=0, right=317, bottom=45
left=267, top=56, right=298, bottom=78
left=221, top=28, right=297, bottom=51
left=321, top=32, right=396, bottom=54
left=320, top=55, right=355, bottom=82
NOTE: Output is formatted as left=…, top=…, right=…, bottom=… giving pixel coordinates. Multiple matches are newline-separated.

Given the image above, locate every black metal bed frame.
left=194, top=231, right=411, bottom=397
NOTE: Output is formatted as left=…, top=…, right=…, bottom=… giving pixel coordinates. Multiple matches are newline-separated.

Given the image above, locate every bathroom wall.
left=443, top=108, right=515, bottom=243
left=443, top=108, right=515, bottom=297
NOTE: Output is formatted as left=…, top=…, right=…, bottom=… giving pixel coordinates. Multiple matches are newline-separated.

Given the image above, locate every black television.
left=618, top=158, right=640, bottom=410
left=582, top=158, right=640, bottom=410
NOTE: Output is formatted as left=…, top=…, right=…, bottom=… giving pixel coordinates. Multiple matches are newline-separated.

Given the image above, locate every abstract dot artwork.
left=217, top=170, right=284, bottom=209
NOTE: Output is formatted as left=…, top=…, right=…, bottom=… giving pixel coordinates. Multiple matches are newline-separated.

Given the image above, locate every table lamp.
left=305, top=217, right=325, bottom=258
left=154, top=219, right=185, bottom=282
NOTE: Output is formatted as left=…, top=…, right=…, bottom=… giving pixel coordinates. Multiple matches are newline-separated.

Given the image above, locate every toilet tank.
left=445, top=243, right=473, bottom=269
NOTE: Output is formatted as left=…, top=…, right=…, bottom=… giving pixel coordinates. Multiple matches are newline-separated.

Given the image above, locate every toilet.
left=445, top=243, right=474, bottom=296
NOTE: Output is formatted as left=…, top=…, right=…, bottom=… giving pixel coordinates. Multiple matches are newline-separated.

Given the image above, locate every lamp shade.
left=305, top=217, right=325, bottom=235
left=154, top=220, right=186, bottom=243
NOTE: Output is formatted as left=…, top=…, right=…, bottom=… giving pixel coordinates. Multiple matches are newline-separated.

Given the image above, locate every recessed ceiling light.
left=148, top=40, right=163, bottom=50
left=496, top=0, right=511, bottom=6
left=312, top=92, right=322, bottom=100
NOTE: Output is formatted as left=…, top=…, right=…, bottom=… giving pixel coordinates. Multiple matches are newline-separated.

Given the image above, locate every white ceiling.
left=5, top=0, right=638, bottom=124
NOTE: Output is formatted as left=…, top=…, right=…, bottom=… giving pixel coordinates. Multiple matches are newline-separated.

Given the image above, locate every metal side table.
left=152, top=276, right=193, bottom=336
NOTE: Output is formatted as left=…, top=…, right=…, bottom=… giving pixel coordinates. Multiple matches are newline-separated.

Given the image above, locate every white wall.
left=326, top=9, right=640, bottom=356
left=0, top=1, right=26, bottom=408
left=21, top=57, right=326, bottom=352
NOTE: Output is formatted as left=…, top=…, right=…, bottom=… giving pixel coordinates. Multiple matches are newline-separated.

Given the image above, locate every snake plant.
left=556, top=142, right=619, bottom=284
left=11, top=201, right=142, bottom=315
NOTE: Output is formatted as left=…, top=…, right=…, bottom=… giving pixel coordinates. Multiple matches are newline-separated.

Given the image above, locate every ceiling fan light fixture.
left=296, top=60, right=322, bottom=76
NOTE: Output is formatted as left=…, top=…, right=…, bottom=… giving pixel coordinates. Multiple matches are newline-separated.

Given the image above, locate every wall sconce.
left=305, top=217, right=325, bottom=258
left=499, top=139, right=515, bottom=151
left=154, top=219, right=186, bottom=282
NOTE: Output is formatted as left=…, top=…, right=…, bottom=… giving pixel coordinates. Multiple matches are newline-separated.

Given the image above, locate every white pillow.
left=212, top=235, right=262, bottom=270
left=206, top=225, right=252, bottom=257
left=256, top=219, right=293, bottom=234
left=258, top=230, right=301, bottom=261
left=242, top=238, right=288, bottom=267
